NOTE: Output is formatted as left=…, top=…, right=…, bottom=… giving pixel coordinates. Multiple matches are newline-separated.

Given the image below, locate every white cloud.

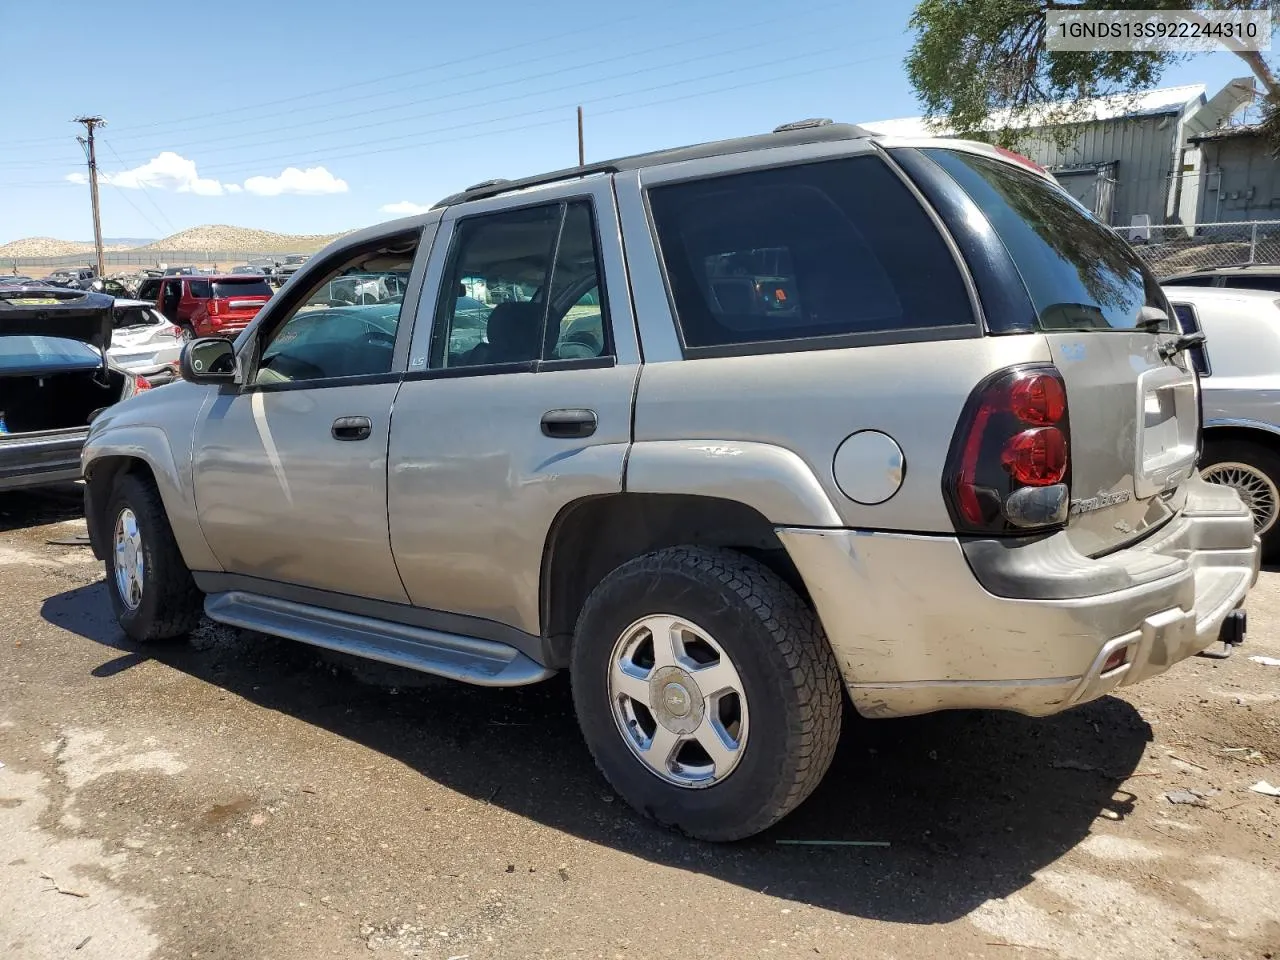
left=242, top=166, right=348, bottom=196
left=65, top=153, right=347, bottom=198
left=66, top=151, right=224, bottom=195
left=380, top=200, right=432, bottom=215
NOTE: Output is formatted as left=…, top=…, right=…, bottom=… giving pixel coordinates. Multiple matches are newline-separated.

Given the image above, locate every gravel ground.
left=1, top=484, right=1278, bottom=960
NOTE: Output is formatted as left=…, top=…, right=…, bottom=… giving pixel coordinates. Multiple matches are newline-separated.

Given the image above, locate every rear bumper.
left=0, top=429, right=88, bottom=490
left=779, top=476, right=1260, bottom=719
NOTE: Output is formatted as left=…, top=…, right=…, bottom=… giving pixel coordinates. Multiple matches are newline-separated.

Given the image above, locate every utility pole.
left=577, top=106, right=584, bottom=167
left=74, top=116, right=106, bottom=279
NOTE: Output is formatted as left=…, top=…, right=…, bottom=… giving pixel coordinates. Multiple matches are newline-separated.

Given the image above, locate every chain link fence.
left=4, top=250, right=311, bottom=274
left=1131, top=220, right=1280, bottom=279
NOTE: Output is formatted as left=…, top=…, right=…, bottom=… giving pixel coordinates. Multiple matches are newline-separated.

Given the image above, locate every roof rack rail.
left=431, top=120, right=872, bottom=209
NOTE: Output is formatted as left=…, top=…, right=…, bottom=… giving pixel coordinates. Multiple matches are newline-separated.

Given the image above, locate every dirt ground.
left=1, top=484, right=1278, bottom=960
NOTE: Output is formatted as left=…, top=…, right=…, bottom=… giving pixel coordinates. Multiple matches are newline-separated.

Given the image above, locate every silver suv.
left=82, top=121, right=1260, bottom=841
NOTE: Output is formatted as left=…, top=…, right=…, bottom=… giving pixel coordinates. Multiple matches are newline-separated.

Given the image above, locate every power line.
left=0, top=1, right=708, bottom=149
left=0, top=2, right=852, bottom=169
left=179, top=46, right=885, bottom=179
left=101, top=137, right=177, bottom=235
left=3, top=52, right=890, bottom=190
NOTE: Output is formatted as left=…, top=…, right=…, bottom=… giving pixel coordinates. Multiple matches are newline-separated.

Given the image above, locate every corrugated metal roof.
left=861, top=84, right=1207, bottom=138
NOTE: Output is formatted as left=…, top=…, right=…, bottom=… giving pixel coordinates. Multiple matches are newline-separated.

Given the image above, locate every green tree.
left=907, top=0, right=1279, bottom=146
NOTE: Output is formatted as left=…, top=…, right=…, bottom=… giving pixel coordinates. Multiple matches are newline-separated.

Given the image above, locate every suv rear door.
left=386, top=177, right=640, bottom=647
left=918, top=147, right=1200, bottom=556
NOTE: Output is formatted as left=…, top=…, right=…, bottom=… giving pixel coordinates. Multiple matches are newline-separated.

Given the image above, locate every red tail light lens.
left=945, top=364, right=1072, bottom=533
left=1001, top=427, right=1067, bottom=486
left=133, top=375, right=152, bottom=393
left=207, top=298, right=221, bottom=316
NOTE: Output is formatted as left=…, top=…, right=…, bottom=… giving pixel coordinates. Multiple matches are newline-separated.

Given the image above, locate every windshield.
left=924, top=148, right=1169, bottom=332
left=0, top=336, right=99, bottom=369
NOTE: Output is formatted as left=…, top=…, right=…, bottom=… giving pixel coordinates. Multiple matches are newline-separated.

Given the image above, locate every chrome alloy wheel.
left=1202, top=461, right=1279, bottom=535
left=113, top=507, right=145, bottom=610
left=607, top=614, right=749, bottom=788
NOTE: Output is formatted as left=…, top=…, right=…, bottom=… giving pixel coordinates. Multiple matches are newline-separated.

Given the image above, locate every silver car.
left=1164, top=285, right=1280, bottom=554
left=82, top=121, right=1259, bottom=841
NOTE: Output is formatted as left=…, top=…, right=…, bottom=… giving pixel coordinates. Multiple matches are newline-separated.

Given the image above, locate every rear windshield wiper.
left=1159, top=330, right=1206, bottom=361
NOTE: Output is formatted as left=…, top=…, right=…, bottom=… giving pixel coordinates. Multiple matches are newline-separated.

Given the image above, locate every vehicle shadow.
left=0, top=483, right=85, bottom=533
left=44, top=581, right=1151, bottom=925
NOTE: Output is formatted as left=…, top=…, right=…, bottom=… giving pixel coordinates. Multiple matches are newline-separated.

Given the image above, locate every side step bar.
left=204, top=591, right=555, bottom=687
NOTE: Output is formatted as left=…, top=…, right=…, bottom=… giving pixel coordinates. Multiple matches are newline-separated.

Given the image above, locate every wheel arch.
left=539, top=493, right=807, bottom=669
left=1202, top=420, right=1280, bottom=457
left=82, top=427, right=222, bottom=572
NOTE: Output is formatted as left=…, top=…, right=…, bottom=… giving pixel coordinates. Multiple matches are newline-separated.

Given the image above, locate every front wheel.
left=571, top=546, right=842, bottom=842
left=104, top=473, right=204, bottom=642
left=1201, top=439, right=1280, bottom=558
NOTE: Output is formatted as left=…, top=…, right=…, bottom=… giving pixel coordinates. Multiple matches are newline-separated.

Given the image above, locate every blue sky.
left=0, top=0, right=1262, bottom=243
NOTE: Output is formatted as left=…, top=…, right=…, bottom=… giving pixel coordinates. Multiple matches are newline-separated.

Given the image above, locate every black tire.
left=570, top=546, right=842, bottom=842
left=104, top=472, right=203, bottom=642
left=1201, top=438, right=1280, bottom=559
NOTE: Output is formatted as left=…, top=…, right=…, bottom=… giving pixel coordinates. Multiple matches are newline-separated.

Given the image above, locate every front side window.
left=254, top=235, right=418, bottom=385
left=432, top=199, right=610, bottom=369
left=647, top=155, right=973, bottom=353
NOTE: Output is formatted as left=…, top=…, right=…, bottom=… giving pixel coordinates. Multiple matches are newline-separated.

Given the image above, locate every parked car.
left=229, top=265, right=266, bottom=276
left=107, top=299, right=183, bottom=386
left=137, top=274, right=274, bottom=340
left=1163, top=285, right=1280, bottom=555
left=0, top=285, right=150, bottom=490
left=82, top=121, right=1258, bottom=842
left=1160, top=264, right=1280, bottom=291
left=44, top=268, right=96, bottom=288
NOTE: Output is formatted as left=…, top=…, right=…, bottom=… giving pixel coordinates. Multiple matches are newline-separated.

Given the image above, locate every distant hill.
left=0, top=237, right=133, bottom=258
left=140, top=224, right=345, bottom=253
left=76, top=237, right=157, bottom=247
left=0, top=224, right=349, bottom=260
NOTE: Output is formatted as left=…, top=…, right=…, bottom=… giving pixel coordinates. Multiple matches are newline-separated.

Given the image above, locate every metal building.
left=861, top=79, right=1254, bottom=228
left=1186, top=125, right=1280, bottom=224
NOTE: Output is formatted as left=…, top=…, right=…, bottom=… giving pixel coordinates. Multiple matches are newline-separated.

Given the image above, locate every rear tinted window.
left=212, top=279, right=272, bottom=299
left=925, top=149, right=1166, bottom=331
left=188, top=280, right=212, bottom=299
left=1222, top=275, right=1280, bottom=293
left=647, top=156, right=973, bottom=353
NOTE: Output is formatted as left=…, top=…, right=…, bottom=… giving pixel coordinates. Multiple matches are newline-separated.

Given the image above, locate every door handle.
left=332, top=416, right=372, bottom=441
left=541, top=408, right=597, bottom=439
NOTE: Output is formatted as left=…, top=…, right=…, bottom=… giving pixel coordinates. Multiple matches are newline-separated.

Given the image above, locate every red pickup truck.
left=135, top=274, right=274, bottom=340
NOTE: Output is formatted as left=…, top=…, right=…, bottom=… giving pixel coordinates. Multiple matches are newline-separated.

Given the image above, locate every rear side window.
left=212, top=279, right=273, bottom=298
left=188, top=280, right=212, bottom=299
left=647, top=156, right=974, bottom=354
left=924, top=149, right=1167, bottom=332
left=1165, top=276, right=1216, bottom=287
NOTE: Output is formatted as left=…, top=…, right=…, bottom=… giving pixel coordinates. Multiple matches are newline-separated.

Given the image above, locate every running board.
left=204, top=591, right=555, bottom=687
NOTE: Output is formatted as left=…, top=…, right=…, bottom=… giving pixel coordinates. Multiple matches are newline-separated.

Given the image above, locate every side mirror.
left=457, top=282, right=466, bottom=297
left=180, top=337, right=237, bottom=384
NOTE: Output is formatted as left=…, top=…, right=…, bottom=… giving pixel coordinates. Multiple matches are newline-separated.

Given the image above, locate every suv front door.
left=387, top=179, right=641, bottom=644
left=190, top=225, right=435, bottom=602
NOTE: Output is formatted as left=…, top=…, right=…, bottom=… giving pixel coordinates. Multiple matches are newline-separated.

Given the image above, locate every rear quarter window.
left=647, top=155, right=975, bottom=355
left=923, top=148, right=1166, bottom=331
left=187, top=280, right=212, bottom=299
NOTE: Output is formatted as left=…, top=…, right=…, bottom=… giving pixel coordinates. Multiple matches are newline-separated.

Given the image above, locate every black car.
left=0, top=285, right=150, bottom=490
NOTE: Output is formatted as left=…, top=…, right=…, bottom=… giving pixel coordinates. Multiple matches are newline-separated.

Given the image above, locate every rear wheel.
left=104, top=473, right=203, bottom=642
left=1201, top=439, right=1280, bottom=557
left=178, top=324, right=195, bottom=342
left=570, top=546, right=842, bottom=842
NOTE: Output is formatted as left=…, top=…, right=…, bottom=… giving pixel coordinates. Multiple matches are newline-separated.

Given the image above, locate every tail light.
left=994, top=145, right=1050, bottom=177
left=944, top=364, right=1072, bottom=533
left=134, top=375, right=153, bottom=392
left=207, top=298, right=222, bottom=316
